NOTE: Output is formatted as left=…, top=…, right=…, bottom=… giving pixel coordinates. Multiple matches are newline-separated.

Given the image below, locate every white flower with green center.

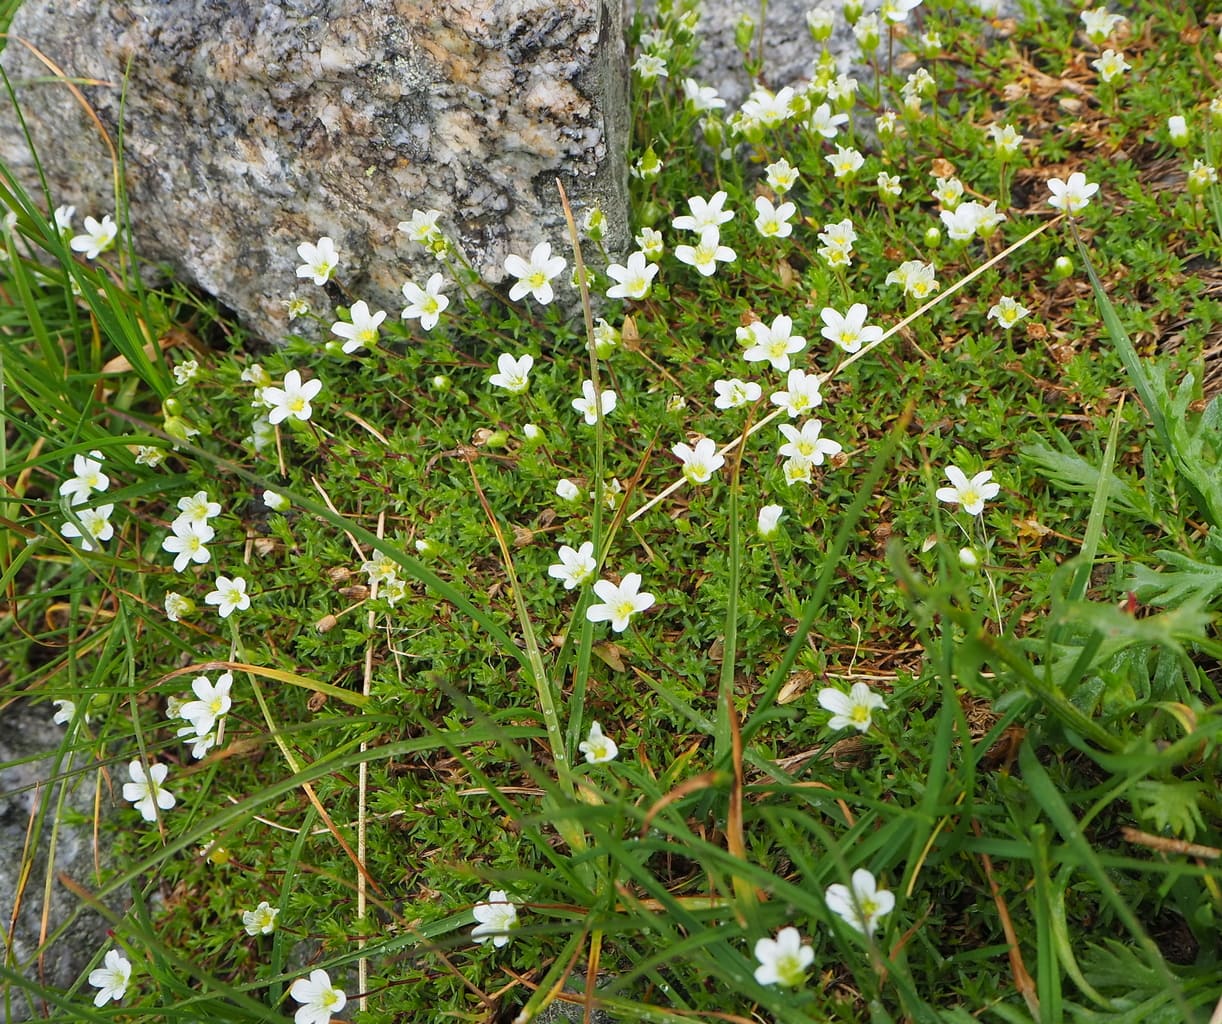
left=825, top=868, right=896, bottom=937
left=880, top=0, right=922, bottom=22
left=820, top=303, right=884, bottom=355
left=290, top=969, right=347, bottom=1024
left=672, top=190, right=734, bottom=233
left=62, top=504, right=115, bottom=552
left=886, top=260, right=939, bottom=299
left=572, top=379, right=617, bottom=425
left=204, top=575, right=251, bottom=618
left=547, top=541, right=597, bottom=590
left=740, top=85, right=796, bottom=128
left=778, top=420, right=841, bottom=466
left=162, top=518, right=214, bottom=573
left=672, top=436, right=725, bottom=484
left=817, top=217, right=857, bottom=251
left=504, top=241, right=567, bottom=304
left=1188, top=159, right=1219, bottom=195
left=605, top=251, right=658, bottom=300
left=770, top=368, right=823, bottom=418
left=818, top=682, right=887, bottom=732
left=783, top=457, right=813, bottom=486
left=877, top=172, right=903, bottom=199
left=753, top=926, right=814, bottom=987
left=362, top=554, right=399, bottom=586
left=122, top=760, right=176, bottom=822
left=587, top=573, right=655, bottom=632
left=682, top=78, right=725, bottom=112
left=294, top=236, right=338, bottom=286
left=70, top=214, right=117, bottom=260
left=180, top=672, right=233, bottom=737
left=331, top=299, right=386, bottom=354
left=401, top=272, right=449, bottom=330
left=1091, top=49, right=1130, bottom=83
left=1080, top=6, right=1123, bottom=45
left=635, top=226, right=664, bottom=259
left=765, top=158, right=799, bottom=193
left=397, top=208, right=443, bottom=245
left=89, top=949, right=132, bottom=1006
left=675, top=226, right=736, bottom=276
left=753, top=195, right=795, bottom=239
left=826, top=144, right=865, bottom=180
left=176, top=490, right=221, bottom=526
left=242, top=901, right=280, bottom=936
left=471, top=890, right=519, bottom=947
left=936, top=465, right=1000, bottom=516
left=932, top=176, right=964, bottom=209
left=579, top=721, right=619, bottom=763
left=713, top=378, right=762, bottom=410
left=987, top=296, right=1031, bottom=330
left=488, top=353, right=535, bottom=394
left=742, top=315, right=806, bottom=372
left=262, top=369, right=323, bottom=424
left=988, top=123, right=1024, bottom=156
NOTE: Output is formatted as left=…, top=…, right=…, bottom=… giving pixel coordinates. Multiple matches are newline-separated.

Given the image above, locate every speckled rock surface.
left=0, top=706, right=117, bottom=1021
left=0, top=0, right=629, bottom=340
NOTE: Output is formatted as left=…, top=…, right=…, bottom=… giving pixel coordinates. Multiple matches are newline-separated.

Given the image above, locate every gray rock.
left=0, top=705, right=119, bottom=1020
left=0, top=0, right=630, bottom=340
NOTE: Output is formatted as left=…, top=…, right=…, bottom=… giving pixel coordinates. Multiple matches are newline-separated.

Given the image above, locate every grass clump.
left=2, top=1, right=1221, bottom=1021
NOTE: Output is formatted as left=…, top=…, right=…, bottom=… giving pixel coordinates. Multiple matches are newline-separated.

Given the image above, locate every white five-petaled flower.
left=59, top=450, right=109, bottom=505
left=770, top=368, right=824, bottom=418
left=682, top=77, right=726, bottom=112
left=162, top=518, right=214, bottom=573
left=471, top=890, right=519, bottom=947
left=547, top=541, right=597, bottom=590
left=263, top=369, right=323, bottom=425
left=579, top=721, right=619, bottom=763
left=753, top=926, right=814, bottom=987
left=808, top=102, right=849, bottom=139
left=401, top=272, right=450, bottom=330
left=742, top=315, right=806, bottom=372
left=987, top=296, right=1031, bottom=330
left=331, top=300, right=386, bottom=354
left=88, top=948, right=132, bottom=1006
left=69, top=214, right=117, bottom=260
left=988, top=123, right=1024, bottom=156
left=61, top=504, right=115, bottom=552
left=672, top=437, right=725, bottom=484
left=765, top=158, right=799, bottom=193
left=488, top=353, right=535, bottom=394
left=820, top=303, right=884, bottom=355
left=176, top=490, right=221, bottom=526
left=295, top=236, right=339, bottom=286
left=826, top=144, right=865, bottom=180
left=825, top=868, right=895, bottom=937
left=397, top=208, right=443, bottom=245
left=587, top=573, right=655, bottom=632
left=672, top=190, right=734, bottom=233
left=242, top=901, right=280, bottom=937
left=818, top=682, right=888, bottom=732
left=936, top=465, right=1000, bottom=517
left=290, top=968, right=347, bottom=1024
left=204, top=575, right=251, bottom=618
left=572, top=379, right=617, bottom=425
left=1092, top=49, right=1130, bottom=83
left=504, top=241, right=567, bottom=304
left=179, top=672, right=234, bottom=737
left=605, top=251, right=658, bottom=300
left=778, top=421, right=842, bottom=466
left=753, top=195, right=796, bottom=239
left=1047, top=172, right=1099, bottom=215
left=886, top=260, right=939, bottom=299
left=122, top=760, right=176, bottom=822
left=674, top=226, right=736, bottom=277
left=1080, top=6, right=1124, bottom=45
left=713, top=378, right=762, bottom=410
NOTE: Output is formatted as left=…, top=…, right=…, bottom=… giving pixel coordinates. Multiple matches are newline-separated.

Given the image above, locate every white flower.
left=1092, top=49, right=1130, bottom=83
left=53, top=204, right=74, bottom=235
left=89, top=948, right=132, bottom=1006
left=262, top=369, right=323, bottom=425
left=932, top=176, right=964, bottom=209
left=635, top=226, right=664, bottom=259
left=820, top=304, right=884, bottom=355
left=742, top=315, right=806, bottom=373
left=1167, top=114, right=1189, bottom=146
left=504, top=241, right=567, bottom=304
left=177, top=724, right=216, bottom=760
left=682, top=78, right=725, bottom=111
left=176, top=490, right=221, bottom=526
left=825, top=868, right=895, bottom=937
left=807, top=103, right=849, bottom=140
left=605, top=251, right=658, bottom=300
left=672, top=191, right=734, bottom=233
left=121, top=760, right=176, bottom=822
left=783, top=456, right=813, bottom=487
left=398, top=208, right=443, bottom=245
left=713, top=378, right=762, bottom=410
left=778, top=420, right=842, bottom=466
left=1080, top=6, right=1124, bottom=45
left=672, top=437, right=725, bottom=484
left=488, top=353, right=534, bottom=394
left=556, top=478, right=581, bottom=502
left=1047, top=172, right=1099, bottom=215
left=593, top=317, right=620, bottom=357
left=765, top=158, right=799, bottom=194
left=69, top=214, right=117, bottom=260
left=988, top=123, right=1024, bottom=156
left=936, top=465, right=1000, bottom=516
left=753, top=926, right=814, bottom=987
left=290, top=968, right=347, bottom=1024
left=674, top=226, right=736, bottom=276
left=987, top=296, right=1030, bottom=329
left=572, top=379, right=617, bottom=425
left=548, top=541, right=597, bottom=590
left=886, top=260, right=939, bottom=299
left=877, top=172, right=903, bottom=199
left=164, top=591, right=194, bottom=622
left=295, top=236, right=339, bottom=286
left=769, top=368, right=823, bottom=418
left=172, top=359, right=199, bottom=386
left=826, top=145, right=865, bottom=180
left=941, top=204, right=980, bottom=242
left=740, top=85, right=796, bottom=128
left=162, top=518, right=214, bottom=573
left=61, top=504, right=115, bottom=552
left=134, top=445, right=165, bottom=468
left=264, top=490, right=290, bottom=512
left=579, top=721, right=619, bottom=763
left=52, top=699, right=83, bottom=726
left=242, top=901, right=280, bottom=936
left=331, top=300, right=387, bottom=354
left=633, top=52, right=668, bottom=81
left=179, top=672, right=234, bottom=737
left=401, top=272, right=450, bottom=330
left=880, top=0, right=922, bottom=22
left=587, top=573, right=655, bottom=632
left=472, top=890, right=519, bottom=947
left=753, top=195, right=796, bottom=239
left=361, top=554, right=399, bottom=587
left=204, top=575, right=251, bottom=618
left=59, top=451, right=109, bottom=505
left=757, top=504, right=784, bottom=538
left=818, top=682, right=887, bottom=732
